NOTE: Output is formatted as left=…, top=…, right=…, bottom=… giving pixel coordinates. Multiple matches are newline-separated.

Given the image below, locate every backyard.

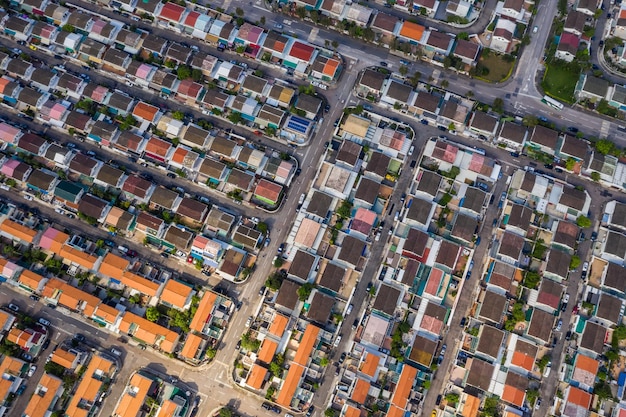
left=541, top=62, right=579, bottom=103
left=473, top=50, right=515, bottom=82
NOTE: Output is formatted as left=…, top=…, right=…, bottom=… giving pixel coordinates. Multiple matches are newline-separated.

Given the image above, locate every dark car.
left=436, top=395, right=442, bottom=406
left=166, top=172, right=176, bottom=178
left=29, top=294, right=40, bottom=301
left=339, top=352, right=347, bottom=364
left=74, top=334, right=86, bottom=343
left=379, top=61, right=388, bottom=67
left=126, top=250, right=138, bottom=258
left=324, top=104, right=330, bottom=113
left=510, top=152, right=520, bottom=158
left=295, top=168, right=301, bottom=176
left=104, top=240, right=115, bottom=247
left=160, top=252, right=169, bottom=258
left=544, top=164, right=554, bottom=169
left=567, top=126, right=579, bottom=134
left=261, top=403, right=272, bottom=411
left=271, top=406, right=281, bottom=414
left=460, top=317, right=467, bottom=326
left=591, top=232, right=598, bottom=240
left=555, top=167, right=564, bottom=173
left=42, top=339, right=50, bottom=350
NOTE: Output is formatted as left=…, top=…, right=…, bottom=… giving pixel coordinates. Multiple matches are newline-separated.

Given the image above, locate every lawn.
left=542, top=63, right=579, bottom=103
left=475, top=52, right=515, bottom=82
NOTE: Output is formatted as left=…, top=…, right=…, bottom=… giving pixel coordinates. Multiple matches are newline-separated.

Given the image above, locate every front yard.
left=473, top=50, right=515, bottom=82
left=542, top=62, right=579, bottom=103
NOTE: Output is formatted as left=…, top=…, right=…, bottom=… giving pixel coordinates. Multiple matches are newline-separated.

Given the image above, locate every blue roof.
left=287, top=116, right=310, bottom=134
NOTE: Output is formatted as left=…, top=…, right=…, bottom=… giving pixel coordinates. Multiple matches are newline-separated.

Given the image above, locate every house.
left=468, top=111, right=500, bottom=139
left=118, top=312, right=179, bottom=353
left=552, top=220, right=579, bottom=252
left=337, top=235, right=367, bottom=269
left=423, top=30, right=454, bottom=59
left=0, top=159, right=31, bottom=183
left=29, top=68, right=59, bottom=92
left=43, top=3, right=69, bottom=26
left=437, top=99, right=471, bottom=132
left=111, top=131, right=144, bottom=157
left=132, top=101, right=161, bottom=125
left=106, top=91, right=135, bottom=115
left=497, top=232, right=525, bottom=265
left=595, top=293, right=623, bottom=326
left=69, top=153, right=104, bottom=177
left=160, top=279, right=194, bottom=310
left=94, top=165, right=126, bottom=189
left=17, top=87, right=47, bottom=111
left=370, top=12, right=399, bottom=40
left=491, top=18, right=516, bottom=53
left=497, top=0, right=526, bottom=22
left=142, top=136, right=173, bottom=164
left=564, top=10, right=587, bottom=36
left=0, top=219, right=38, bottom=245
left=232, top=224, right=262, bottom=250
left=66, top=11, right=94, bottom=35
left=113, top=29, right=143, bottom=54
left=256, top=104, right=285, bottom=129
left=135, top=211, right=166, bottom=239
left=156, top=2, right=188, bottom=29
left=554, top=186, right=590, bottom=220
left=16, top=132, right=49, bottom=156
left=23, top=373, right=64, bottom=417
left=6, top=59, right=35, bottom=81
left=413, top=91, right=442, bottom=117
left=575, top=0, right=600, bottom=15
left=575, top=74, right=610, bottom=102
left=196, top=157, right=228, bottom=186
left=30, top=21, right=58, bottom=46
left=176, top=79, right=204, bottom=105
left=466, top=358, right=495, bottom=392
left=497, top=121, right=527, bottom=151
left=121, top=175, right=155, bottom=203
left=140, top=33, right=169, bottom=58
left=477, top=290, right=508, bottom=325
left=52, top=31, right=82, bottom=54
left=527, top=125, right=560, bottom=156
left=354, top=177, right=380, bottom=209
left=180, top=123, right=212, bottom=149
left=380, top=80, right=415, bottom=108
left=103, top=206, right=135, bottom=234
left=26, top=168, right=58, bottom=194
left=176, top=197, right=209, bottom=225
left=3, top=15, right=35, bottom=42
left=101, top=47, right=132, bottom=74
left=43, top=143, right=73, bottom=168
left=556, top=33, right=580, bottom=62
left=204, top=207, right=236, bottom=236
left=63, top=111, right=93, bottom=135
left=284, top=41, right=317, bottom=72
left=558, top=134, right=588, bottom=163
left=162, top=225, right=194, bottom=251
left=181, top=10, right=213, bottom=39
left=310, top=55, right=341, bottom=82
left=398, top=21, right=426, bottom=44
left=53, top=180, right=85, bottom=208
left=526, top=308, right=554, bottom=344
left=535, top=277, right=564, bottom=313
left=411, top=0, right=441, bottom=17
left=357, top=68, right=387, bottom=98
left=78, top=38, right=107, bottom=64
left=0, top=122, right=23, bottom=145
left=88, top=19, right=119, bottom=45
left=453, top=38, right=481, bottom=66
left=77, top=193, right=110, bottom=223
left=562, top=387, right=592, bottom=417
left=254, top=179, right=283, bottom=207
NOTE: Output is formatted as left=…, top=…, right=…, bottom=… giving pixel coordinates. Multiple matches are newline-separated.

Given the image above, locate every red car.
left=187, top=255, right=194, bottom=263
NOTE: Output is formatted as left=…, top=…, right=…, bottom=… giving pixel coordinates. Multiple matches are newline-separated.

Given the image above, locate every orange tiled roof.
left=511, top=350, right=534, bottom=371
left=59, top=244, right=98, bottom=270
left=51, top=348, right=78, bottom=369
left=66, top=355, right=115, bottom=417
left=189, top=291, right=217, bottom=333
left=180, top=333, right=203, bottom=360
left=40, top=226, right=69, bottom=253
left=399, top=21, right=425, bottom=41
left=575, top=354, right=600, bottom=374
left=345, top=406, right=361, bottom=417
left=144, top=136, right=171, bottom=158
left=462, top=394, right=481, bottom=417
left=386, top=405, right=404, bottom=417
left=246, top=363, right=267, bottom=389
left=18, top=269, right=46, bottom=291
left=257, top=339, right=278, bottom=364
left=567, top=386, right=592, bottom=408
left=113, top=372, right=153, bottom=417
left=0, top=356, right=25, bottom=401
left=502, top=384, right=525, bottom=407
left=0, top=219, right=37, bottom=243
left=93, top=303, right=119, bottom=324
left=293, top=324, right=320, bottom=366
left=7, top=328, right=30, bottom=349
left=276, top=363, right=304, bottom=407
left=171, top=147, right=188, bottom=164
left=98, top=253, right=129, bottom=281
left=323, top=58, right=340, bottom=76
left=23, top=372, right=63, bottom=417
left=119, top=271, right=160, bottom=296
left=268, top=313, right=289, bottom=338
left=118, top=312, right=179, bottom=353
left=160, top=279, right=193, bottom=309
left=132, top=101, right=159, bottom=122
left=360, top=352, right=379, bottom=377
left=352, top=378, right=370, bottom=403
left=390, top=364, right=417, bottom=408
left=157, top=399, right=179, bottom=417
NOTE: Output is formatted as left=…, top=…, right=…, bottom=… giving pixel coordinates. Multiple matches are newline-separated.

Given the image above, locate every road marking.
left=308, top=28, right=318, bottom=43
left=601, top=120, right=611, bottom=138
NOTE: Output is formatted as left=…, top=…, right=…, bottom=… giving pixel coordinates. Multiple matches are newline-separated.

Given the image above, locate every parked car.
left=27, top=365, right=37, bottom=377
left=8, top=304, right=19, bottom=312
left=74, top=334, right=86, bottom=343
left=38, top=318, right=51, bottom=327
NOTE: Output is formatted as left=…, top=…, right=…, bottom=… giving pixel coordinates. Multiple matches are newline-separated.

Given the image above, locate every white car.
left=27, top=365, right=36, bottom=377
left=533, top=26, right=538, bottom=33
left=563, top=293, right=570, bottom=304
left=582, top=262, right=589, bottom=272
left=245, top=317, right=252, bottom=327
left=23, top=194, right=33, bottom=201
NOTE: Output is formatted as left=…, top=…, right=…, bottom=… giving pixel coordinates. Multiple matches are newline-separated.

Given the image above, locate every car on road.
left=533, top=25, right=538, bottom=33
left=23, top=194, right=33, bottom=201
left=110, top=347, right=122, bottom=357
left=38, top=318, right=51, bottom=327
left=166, top=172, right=176, bottom=178
left=352, top=319, right=358, bottom=330
left=460, top=317, right=467, bottom=326
left=262, top=403, right=272, bottom=411
left=27, top=365, right=36, bottom=377
left=245, top=316, right=252, bottom=327
left=436, top=395, right=442, bottom=406
left=42, top=339, right=50, bottom=350
left=126, top=250, right=138, bottom=258
left=264, top=237, right=271, bottom=248
left=400, top=59, right=411, bottom=66
left=535, top=398, right=542, bottom=409
left=8, top=304, right=19, bottom=313
left=339, top=352, right=347, bottom=364
left=278, top=243, right=285, bottom=254
left=379, top=61, right=388, bottom=67
left=324, top=104, right=330, bottom=113
left=306, top=406, right=314, bottom=417
left=29, top=295, right=39, bottom=301
left=582, top=261, right=589, bottom=272
left=591, top=231, right=598, bottom=240
left=563, top=293, right=570, bottom=304
left=555, top=319, right=563, bottom=332
left=21, top=353, right=33, bottom=362
left=236, top=340, right=241, bottom=350
left=271, top=406, right=281, bottom=414
left=66, top=213, right=76, bottom=219
left=258, top=286, right=266, bottom=296
left=555, top=167, right=564, bottom=173
left=567, top=126, right=579, bottom=134
left=160, top=252, right=169, bottom=258
left=74, top=334, right=86, bottom=343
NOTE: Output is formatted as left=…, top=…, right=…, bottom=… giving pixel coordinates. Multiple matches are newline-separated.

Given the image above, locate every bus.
left=542, top=95, right=564, bottom=111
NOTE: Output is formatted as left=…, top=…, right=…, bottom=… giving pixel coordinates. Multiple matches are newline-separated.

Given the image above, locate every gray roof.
left=288, top=250, right=316, bottom=281
left=478, top=290, right=507, bottom=324
left=581, top=75, right=609, bottom=97
left=275, top=279, right=301, bottom=311
left=466, top=359, right=494, bottom=391
left=580, top=321, right=606, bottom=354
left=338, top=235, right=366, bottom=267
left=604, top=260, right=626, bottom=293
left=416, top=169, right=442, bottom=197
left=317, top=262, right=346, bottom=293
left=527, top=308, right=554, bottom=342
left=545, top=249, right=571, bottom=279
left=163, top=225, right=194, bottom=249
left=385, top=80, right=411, bottom=103
left=596, top=293, right=622, bottom=324
left=499, top=121, right=527, bottom=144
left=354, top=177, right=380, bottom=205
left=405, top=198, right=433, bottom=225
left=306, top=292, right=334, bottom=325
left=372, top=283, right=401, bottom=316
left=476, top=325, right=505, bottom=359
left=306, top=190, right=333, bottom=219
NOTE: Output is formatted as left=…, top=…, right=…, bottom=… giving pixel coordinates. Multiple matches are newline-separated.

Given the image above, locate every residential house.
left=77, top=38, right=107, bottom=64
left=26, top=168, right=58, bottom=195
left=135, top=211, right=166, bottom=239
left=175, top=197, right=209, bottom=226
left=30, top=21, right=59, bottom=46
left=564, top=10, right=586, bottom=36
left=3, top=15, right=35, bottom=42
left=468, top=111, right=500, bottom=139
left=101, top=47, right=132, bottom=74
left=77, top=193, right=110, bottom=223
left=575, top=74, right=610, bottom=102
left=555, top=33, right=580, bottom=62
left=453, top=38, right=481, bottom=66
left=162, top=225, right=194, bottom=250
left=121, top=175, right=155, bottom=204
left=491, top=19, right=516, bottom=53
left=527, top=125, right=560, bottom=156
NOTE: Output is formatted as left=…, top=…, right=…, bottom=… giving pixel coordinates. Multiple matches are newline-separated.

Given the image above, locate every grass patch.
left=542, top=62, right=579, bottom=103
left=473, top=51, right=515, bottom=82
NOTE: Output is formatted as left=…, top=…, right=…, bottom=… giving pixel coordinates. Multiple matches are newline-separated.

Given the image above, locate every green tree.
left=172, top=111, right=185, bottom=121
left=591, top=171, right=601, bottom=182
left=176, top=65, right=192, bottom=80
left=269, top=361, right=282, bottom=376
left=235, top=7, right=244, bottom=16
left=265, top=272, right=284, bottom=290
left=336, top=200, right=352, bottom=219
left=576, top=215, right=592, bottom=228
left=219, top=407, right=233, bottom=417
left=570, top=255, right=581, bottom=270
left=441, top=79, right=449, bottom=89
left=331, top=40, right=339, bottom=49
left=228, top=112, right=243, bottom=125
left=273, top=257, right=284, bottom=268
left=297, top=283, right=313, bottom=301
left=457, top=32, right=469, bottom=40
left=482, top=396, right=499, bottom=417
left=523, top=270, right=541, bottom=289
left=594, top=381, right=614, bottom=400
left=492, top=97, right=505, bottom=113
left=260, top=16, right=266, bottom=25
left=564, top=158, right=576, bottom=170
left=146, top=307, right=160, bottom=322
left=399, top=65, right=408, bottom=76
left=596, top=139, right=617, bottom=155
left=241, top=332, right=261, bottom=351
left=257, top=222, right=268, bottom=234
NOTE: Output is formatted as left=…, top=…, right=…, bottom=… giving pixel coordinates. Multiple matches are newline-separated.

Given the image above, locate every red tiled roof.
left=159, top=2, right=185, bottom=22
left=132, top=101, right=159, bottom=123
left=289, top=41, right=315, bottom=61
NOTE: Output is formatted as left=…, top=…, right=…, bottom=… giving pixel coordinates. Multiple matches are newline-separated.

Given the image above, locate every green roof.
left=54, top=180, right=85, bottom=203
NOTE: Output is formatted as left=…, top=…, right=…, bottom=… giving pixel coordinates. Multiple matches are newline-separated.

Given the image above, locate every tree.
left=457, top=32, right=469, bottom=40
left=441, top=79, right=449, bottom=88
left=399, top=65, right=408, bottom=76
left=176, top=65, right=191, bottom=80
left=296, top=6, right=307, bottom=18
left=576, top=215, right=592, bottom=228
left=482, top=396, right=499, bottom=417
left=260, top=16, right=265, bottom=25
left=297, top=283, right=313, bottom=301
left=228, top=112, right=243, bottom=125
left=591, top=171, right=601, bottom=182
left=331, top=40, right=339, bottom=49
left=235, top=7, right=244, bottom=16
left=265, top=272, right=284, bottom=290
left=219, top=407, right=233, bottom=417
left=492, top=97, right=505, bottom=113
left=257, top=222, right=268, bottom=234
left=594, top=381, right=614, bottom=400
left=336, top=200, right=352, bottom=219
left=596, top=139, right=617, bottom=155
left=146, top=307, right=160, bottom=322
left=273, top=257, right=284, bottom=268
left=570, top=255, right=581, bottom=270
left=523, top=270, right=541, bottom=289
left=172, top=111, right=185, bottom=121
